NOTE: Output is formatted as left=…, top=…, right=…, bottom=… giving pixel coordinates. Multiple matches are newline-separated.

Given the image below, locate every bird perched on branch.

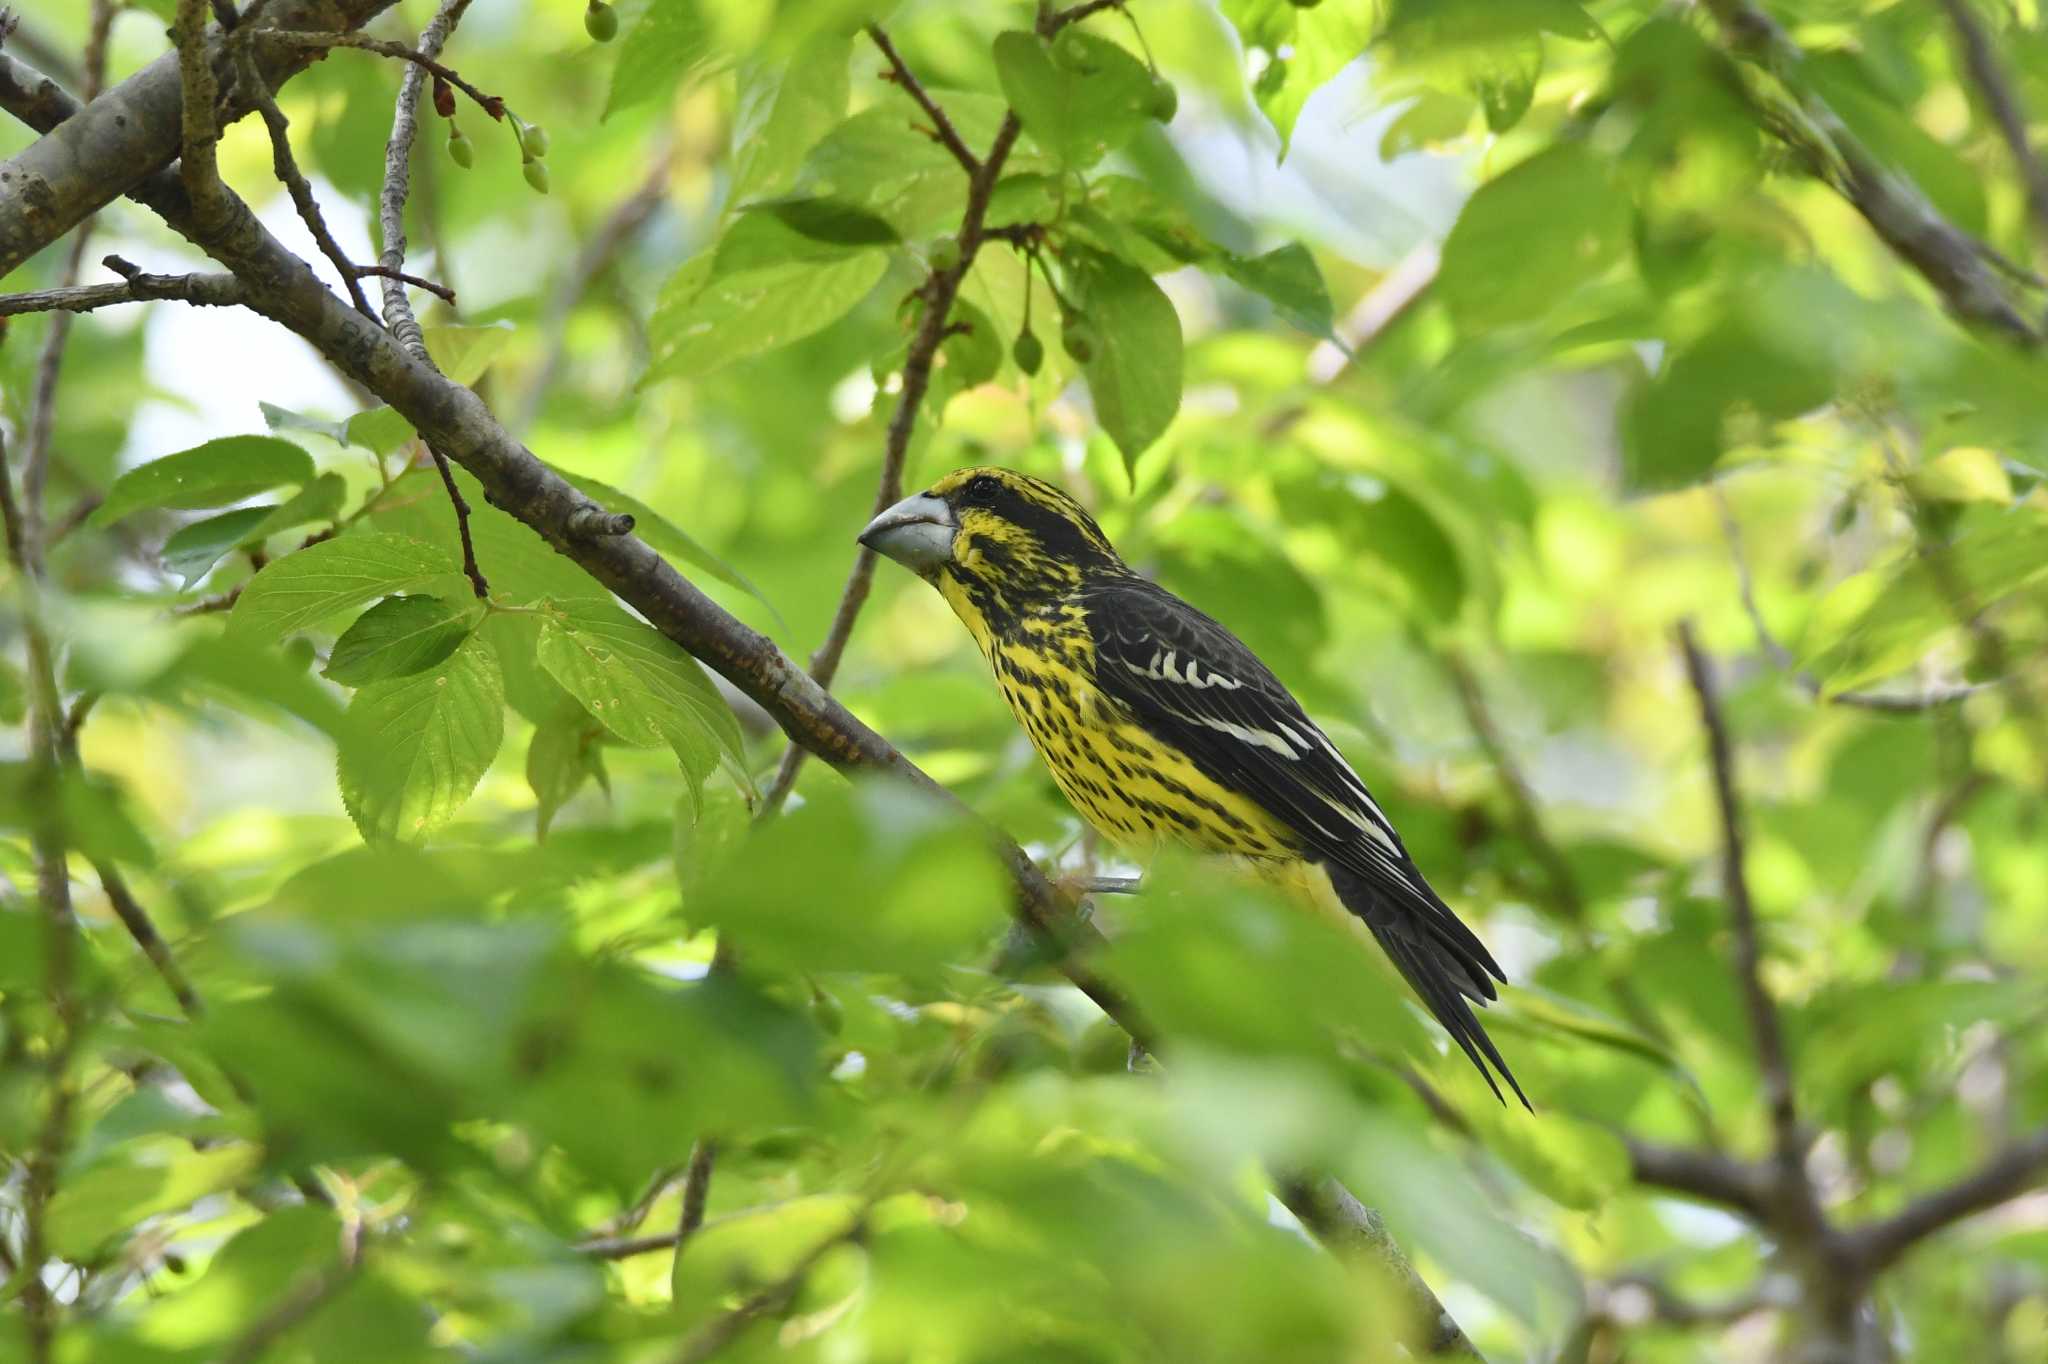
left=860, top=466, right=1524, bottom=1104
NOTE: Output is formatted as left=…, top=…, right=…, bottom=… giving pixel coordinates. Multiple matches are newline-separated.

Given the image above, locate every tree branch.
left=760, top=22, right=1029, bottom=813
left=1277, top=1177, right=1484, bottom=1360
left=1700, top=0, right=2042, bottom=344
left=1937, top=0, right=2048, bottom=258
left=1843, top=1125, right=2048, bottom=1275
left=0, top=260, right=246, bottom=315
left=1716, top=484, right=1992, bottom=713
left=1677, top=624, right=1810, bottom=1205
left=263, top=25, right=502, bottom=124
left=667, top=1217, right=861, bottom=1364
left=865, top=23, right=979, bottom=175
left=235, top=40, right=374, bottom=317
left=1625, top=1137, right=1776, bottom=1222
left=0, top=0, right=400, bottom=275
left=375, top=0, right=473, bottom=363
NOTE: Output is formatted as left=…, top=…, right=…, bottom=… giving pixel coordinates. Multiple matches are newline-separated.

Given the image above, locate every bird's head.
left=858, top=466, right=1127, bottom=626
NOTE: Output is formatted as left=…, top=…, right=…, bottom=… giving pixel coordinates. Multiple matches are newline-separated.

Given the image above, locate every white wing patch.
left=1125, top=651, right=1243, bottom=690
left=1165, top=704, right=1301, bottom=759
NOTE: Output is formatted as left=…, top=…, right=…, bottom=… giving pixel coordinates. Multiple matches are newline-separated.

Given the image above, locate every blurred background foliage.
left=2, top=0, right=2047, bottom=1361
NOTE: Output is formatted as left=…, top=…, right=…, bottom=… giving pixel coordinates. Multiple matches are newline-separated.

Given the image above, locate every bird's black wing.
left=1080, top=576, right=1524, bottom=1105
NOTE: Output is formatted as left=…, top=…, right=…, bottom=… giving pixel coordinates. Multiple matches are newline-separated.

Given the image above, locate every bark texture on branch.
left=0, top=0, right=399, bottom=275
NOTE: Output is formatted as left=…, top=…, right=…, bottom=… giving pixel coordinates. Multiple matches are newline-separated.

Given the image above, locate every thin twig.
left=1677, top=624, right=1814, bottom=1220
left=1716, top=485, right=1990, bottom=712
left=0, top=268, right=246, bottom=316
left=96, top=862, right=204, bottom=1019
left=1701, top=0, right=2041, bottom=343
left=675, top=1138, right=717, bottom=1251
left=1937, top=0, right=2048, bottom=259
left=1843, top=1125, right=2048, bottom=1274
left=1054, top=0, right=1126, bottom=27
left=18, top=0, right=117, bottom=561
left=215, top=1259, right=362, bottom=1364
left=1624, top=1137, right=1776, bottom=1222
left=865, top=23, right=979, bottom=174
left=265, top=25, right=501, bottom=121
left=1588, top=1272, right=1778, bottom=1329
left=236, top=42, right=375, bottom=317
left=3, top=419, right=79, bottom=1364
left=760, top=24, right=1030, bottom=813
left=172, top=0, right=228, bottom=214
left=1443, top=650, right=1584, bottom=919
left=378, top=2, right=485, bottom=598
left=428, top=447, right=489, bottom=598
left=376, top=0, right=474, bottom=364
left=668, top=1218, right=862, bottom=1364
left=351, top=264, right=456, bottom=303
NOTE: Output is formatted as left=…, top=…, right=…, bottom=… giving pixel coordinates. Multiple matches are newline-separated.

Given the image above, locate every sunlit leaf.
left=337, top=635, right=505, bottom=842
left=92, top=436, right=313, bottom=526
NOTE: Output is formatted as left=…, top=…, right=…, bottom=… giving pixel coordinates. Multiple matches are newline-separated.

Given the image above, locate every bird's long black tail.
left=1324, top=860, right=1529, bottom=1109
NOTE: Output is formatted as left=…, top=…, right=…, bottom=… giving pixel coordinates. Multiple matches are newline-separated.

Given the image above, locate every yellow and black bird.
left=859, top=466, right=1524, bottom=1105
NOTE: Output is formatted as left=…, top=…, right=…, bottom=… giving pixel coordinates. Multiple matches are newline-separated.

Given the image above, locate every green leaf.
left=323, top=595, right=479, bottom=686
left=534, top=598, right=750, bottom=800
left=646, top=247, right=888, bottom=383
left=1622, top=318, right=1835, bottom=491
left=799, top=95, right=1035, bottom=238
left=993, top=29, right=1156, bottom=170
left=1065, top=246, right=1184, bottom=468
left=698, top=781, right=1008, bottom=976
left=927, top=299, right=1003, bottom=415
left=729, top=33, right=853, bottom=207
left=527, top=703, right=609, bottom=839
left=46, top=1142, right=258, bottom=1258
left=1801, top=504, right=2048, bottom=694
left=1438, top=143, right=1628, bottom=332
left=336, top=636, right=505, bottom=843
left=345, top=405, right=418, bottom=458
left=605, top=0, right=711, bottom=118
left=158, top=474, right=347, bottom=588
left=1220, top=243, right=1335, bottom=339
left=92, top=436, right=313, bottom=526
left=422, top=323, right=516, bottom=386
left=549, top=466, right=782, bottom=622
left=1225, top=0, right=1378, bottom=154
left=259, top=400, right=352, bottom=446
left=229, top=532, right=460, bottom=645
left=160, top=508, right=275, bottom=590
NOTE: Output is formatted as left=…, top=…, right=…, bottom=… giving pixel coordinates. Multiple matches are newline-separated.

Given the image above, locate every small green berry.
left=523, top=158, right=551, bottom=194
left=928, top=234, right=962, bottom=274
left=1147, top=76, right=1178, bottom=122
left=1012, top=329, right=1044, bottom=376
left=447, top=127, right=474, bottom=169
left=517, top=119, right=550, bottom=161
left=584, top=1, right=618, bottom=42
left=1062, top=318, right=1098, bottom=364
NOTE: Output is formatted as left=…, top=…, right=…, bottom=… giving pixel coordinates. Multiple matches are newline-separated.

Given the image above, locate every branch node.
left=566, top=503, right=635, bottom=539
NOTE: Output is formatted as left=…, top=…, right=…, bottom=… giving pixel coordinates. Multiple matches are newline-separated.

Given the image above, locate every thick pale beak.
left=857, top=492, right=957, bottom=573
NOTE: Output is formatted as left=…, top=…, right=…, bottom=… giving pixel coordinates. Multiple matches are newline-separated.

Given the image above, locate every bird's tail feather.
left=1325, top=861, right=1529, bottom=1110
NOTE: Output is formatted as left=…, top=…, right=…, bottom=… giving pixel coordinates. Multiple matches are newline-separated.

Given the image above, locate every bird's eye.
left=963, top=474, right=1000, bottom=503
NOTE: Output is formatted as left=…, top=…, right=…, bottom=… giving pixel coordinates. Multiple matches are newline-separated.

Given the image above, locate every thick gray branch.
left=0, top=0, right=399, bottom=275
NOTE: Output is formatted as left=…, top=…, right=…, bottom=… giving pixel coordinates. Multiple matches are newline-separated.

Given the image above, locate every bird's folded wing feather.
left=1079, top=578, right=1506, bottom=1000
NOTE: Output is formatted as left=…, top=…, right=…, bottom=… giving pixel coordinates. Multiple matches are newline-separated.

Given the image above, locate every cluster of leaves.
left=2, top=1, right=2047, bottom=1362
